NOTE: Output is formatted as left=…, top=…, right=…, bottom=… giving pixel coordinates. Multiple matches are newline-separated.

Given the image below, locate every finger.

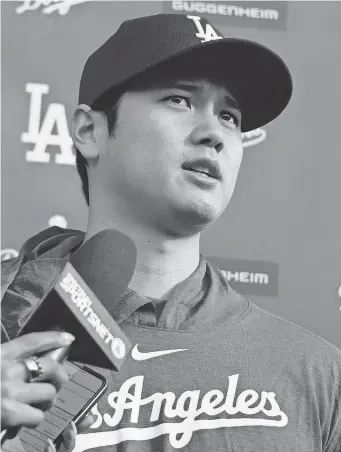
left=44, top=438, right=56, bottom=452
left=1, top=398, right=44, bottom=429
left=60, top=421, right=77, bottom=452
left=76, top=414, right=95, bottom=432
left=35, top=360, right=69, bottom=393
left=36, top=397, right=58, bottom=413
left=2, top=382, right=57, bottom=406
left=1, top=332, right=75, bottom=360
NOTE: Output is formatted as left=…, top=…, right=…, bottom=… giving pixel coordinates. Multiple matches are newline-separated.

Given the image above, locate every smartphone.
left=2, top=361, right=107, bottom=452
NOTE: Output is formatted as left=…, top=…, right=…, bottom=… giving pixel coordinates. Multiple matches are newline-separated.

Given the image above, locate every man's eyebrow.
left=162, top=82, right=200, bottom=92
left=158, top=81, right=241, bottom=111
left=223, top=95, right=240, bottom=112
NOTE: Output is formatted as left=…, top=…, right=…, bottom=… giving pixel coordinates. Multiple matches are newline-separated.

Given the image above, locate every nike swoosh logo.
left=131, top=344, right=188, bottom=361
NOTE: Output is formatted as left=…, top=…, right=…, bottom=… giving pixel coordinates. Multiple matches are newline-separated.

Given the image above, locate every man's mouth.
left=182, top=158, right=222, bottom=181
left=186, top=168, right=212, bottom=177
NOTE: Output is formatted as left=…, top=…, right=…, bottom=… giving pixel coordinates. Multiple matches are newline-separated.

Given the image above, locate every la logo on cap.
left=187, top=15, right=223, bottom=43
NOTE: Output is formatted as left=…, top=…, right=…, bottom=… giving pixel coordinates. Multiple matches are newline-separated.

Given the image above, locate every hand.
left=1, top=331, right=75, bottom=431
left=44, top=415, right=95, bottom=452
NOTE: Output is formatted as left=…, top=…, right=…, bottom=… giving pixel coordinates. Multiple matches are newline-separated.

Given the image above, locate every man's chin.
left=159, top=206, right=222, bottom=239
left=171, top=200, right=223, bottom=231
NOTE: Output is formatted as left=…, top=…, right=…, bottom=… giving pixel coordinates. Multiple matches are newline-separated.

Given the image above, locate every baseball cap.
left=79, top=13, right=293, bottom=132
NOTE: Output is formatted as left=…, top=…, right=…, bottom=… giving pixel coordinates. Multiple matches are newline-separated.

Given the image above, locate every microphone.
left=17, top=229, right=137, bottom=370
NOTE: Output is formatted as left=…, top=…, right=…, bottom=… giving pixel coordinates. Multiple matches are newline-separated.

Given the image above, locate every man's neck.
left=129, top=238, right=200, bottom=299
left=84, top=217, right=201, bottom=299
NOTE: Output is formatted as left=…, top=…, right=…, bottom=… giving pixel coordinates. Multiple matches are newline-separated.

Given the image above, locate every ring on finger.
left=22, top=355, right=44, bottom=382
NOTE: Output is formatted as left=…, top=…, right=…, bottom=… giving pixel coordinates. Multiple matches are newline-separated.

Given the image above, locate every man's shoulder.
left=209, top=259, right=341, bottom=362
left=247, top=299, right=341, bottom=366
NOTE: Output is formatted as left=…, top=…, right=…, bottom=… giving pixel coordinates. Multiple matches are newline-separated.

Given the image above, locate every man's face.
left=92, top=77, right=243, bottom=235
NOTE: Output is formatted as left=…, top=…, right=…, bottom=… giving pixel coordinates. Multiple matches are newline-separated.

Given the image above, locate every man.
left=2, top=13, right=341, bottom=452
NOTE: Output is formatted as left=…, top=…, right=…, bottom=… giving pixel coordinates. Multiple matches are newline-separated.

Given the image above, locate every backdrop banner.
left=1, top=1, right=340, bottom=347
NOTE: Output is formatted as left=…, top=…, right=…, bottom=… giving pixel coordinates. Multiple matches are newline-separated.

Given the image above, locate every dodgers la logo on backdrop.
left=187, top=15, right=223, bottom=42
left=16, top=0, right=90, bottom=16
left=22, top=83, right=75, bottom=165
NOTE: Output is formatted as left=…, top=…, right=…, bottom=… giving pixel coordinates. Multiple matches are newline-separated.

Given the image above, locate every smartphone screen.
left=2, top=361, right=106, bottom=452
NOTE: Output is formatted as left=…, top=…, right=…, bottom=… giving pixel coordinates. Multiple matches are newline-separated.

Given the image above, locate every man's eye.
left=165, top=96, right=190, bottom=107
left=221, top=111, right=239, bottom=127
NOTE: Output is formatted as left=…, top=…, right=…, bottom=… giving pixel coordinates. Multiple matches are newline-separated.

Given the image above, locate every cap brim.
left=188, top=39, right=293, bottom=132
left=125, top=38, right=293, bottom=133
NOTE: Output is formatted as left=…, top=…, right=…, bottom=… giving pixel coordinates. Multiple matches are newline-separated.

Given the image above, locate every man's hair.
left=75, top=55, right=237, bottom=206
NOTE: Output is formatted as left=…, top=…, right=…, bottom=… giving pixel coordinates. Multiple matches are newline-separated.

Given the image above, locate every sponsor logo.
left=1, top=249, right=19, bottom=261
left=59, top=272, right=126, bottom=359
left=72, top=373, right=288, bottom=450
left=22, top=83, right=266, bottom=167
left=208, top=257, right=279, bottom=296
left=16, top=0, right=90, bottom=16
left=164, top=1, right=288, bottom=31
left=187, top=15, right=223, bottom=42
left=132, top=344, right=188, bottom=361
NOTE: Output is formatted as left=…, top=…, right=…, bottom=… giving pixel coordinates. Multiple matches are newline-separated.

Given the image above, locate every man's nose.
left=190, top=123, right=225, bottom=154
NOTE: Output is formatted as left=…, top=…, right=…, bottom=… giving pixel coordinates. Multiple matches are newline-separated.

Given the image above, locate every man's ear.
left=71, top=104, right=100, bottom=161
